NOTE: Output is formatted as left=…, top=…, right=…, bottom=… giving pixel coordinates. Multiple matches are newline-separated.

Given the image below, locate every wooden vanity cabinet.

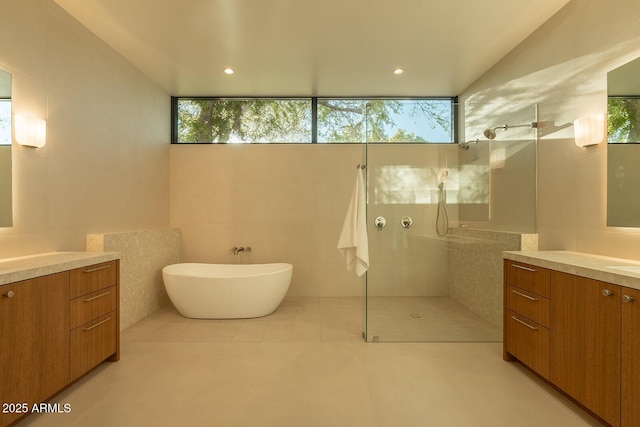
left=505, top=258, right=640, bottom=427
left=0, top=259, right=119, bottom=427
left=0, top=273, right=70, bottom=427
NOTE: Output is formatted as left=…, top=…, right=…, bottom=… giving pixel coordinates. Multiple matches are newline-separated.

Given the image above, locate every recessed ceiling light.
left=223, top=67, right=234, bottom=75
left=393, top=68, right=404, bottom=75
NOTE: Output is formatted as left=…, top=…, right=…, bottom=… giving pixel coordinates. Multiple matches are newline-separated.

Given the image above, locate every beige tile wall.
left=365, top=144, right=459, bottom=296
left=170, top=143, right=460, bottom=297
left=170, top=144, right=366, bottom=297
left=460, top=0, right=640, bottom=260
left=0, top=0, right=170, bottom=259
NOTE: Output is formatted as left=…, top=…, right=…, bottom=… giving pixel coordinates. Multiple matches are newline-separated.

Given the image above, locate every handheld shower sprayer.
left=438, top=169, right=449, bottom=185
left=436, top=170, right=449, bottom=236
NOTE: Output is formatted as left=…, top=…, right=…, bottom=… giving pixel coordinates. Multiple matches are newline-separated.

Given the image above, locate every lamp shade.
left=15, top=115, right=46, bottom=148
left=574, top=114, right=604, bottom=147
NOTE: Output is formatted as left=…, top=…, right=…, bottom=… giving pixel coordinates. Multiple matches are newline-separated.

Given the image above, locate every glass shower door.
left=362, top=142, right=506, bottom=342
left=363, top=143, right=456, bottom=342
left=363, top=103, right=539, bottom=342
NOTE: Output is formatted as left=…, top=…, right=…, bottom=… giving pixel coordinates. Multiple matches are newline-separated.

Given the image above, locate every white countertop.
left=504, top=251, right=640, bottom=291
left=0, top=251, right=121, bottom=286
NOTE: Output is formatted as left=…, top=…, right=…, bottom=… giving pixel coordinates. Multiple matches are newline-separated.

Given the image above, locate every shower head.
left=483, top=122, right=539, bottom=140
left=459, top=139, right=479, bottom=151
left=483, top=125, right=507, bottom=140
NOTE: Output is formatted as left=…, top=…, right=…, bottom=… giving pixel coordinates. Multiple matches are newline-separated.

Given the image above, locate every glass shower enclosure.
left=361, top=103, right=538, bottom=342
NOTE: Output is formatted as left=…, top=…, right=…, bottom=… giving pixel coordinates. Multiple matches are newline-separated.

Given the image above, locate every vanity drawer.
left=69, top=286, right=117, bottom=330
left=505, top=310, right=550, bottom=379
left=505, top=260, right=551, bottom=298
left=69, top=261, right=118, bottom=299
left=506, top=285, right=550, bottom=328
left=70, top=312, right=117, bottom=381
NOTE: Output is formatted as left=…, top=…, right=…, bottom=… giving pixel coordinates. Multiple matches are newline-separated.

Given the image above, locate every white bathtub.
left=162, top=263, right=293, bottom=319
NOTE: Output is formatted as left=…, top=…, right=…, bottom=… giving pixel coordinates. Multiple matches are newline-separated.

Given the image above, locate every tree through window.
left=174, top=97, right=455, bottom=144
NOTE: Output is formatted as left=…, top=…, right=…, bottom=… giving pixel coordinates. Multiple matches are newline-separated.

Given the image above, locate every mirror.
left=607, top=56, right=640, bottom=227
left=0, top=68, right=11, bottom=227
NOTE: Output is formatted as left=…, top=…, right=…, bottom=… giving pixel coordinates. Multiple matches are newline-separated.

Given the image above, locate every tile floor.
left=19, top=297, right=603, bottom=427
left=366, top=296, right=502, bottom=342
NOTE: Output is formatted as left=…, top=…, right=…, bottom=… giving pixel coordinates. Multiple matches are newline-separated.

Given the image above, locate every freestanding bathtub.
left=162, top=263, right=293, bottom=319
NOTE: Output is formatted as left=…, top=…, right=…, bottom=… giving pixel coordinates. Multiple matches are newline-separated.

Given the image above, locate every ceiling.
left=54, top=0, right=571, bottom=97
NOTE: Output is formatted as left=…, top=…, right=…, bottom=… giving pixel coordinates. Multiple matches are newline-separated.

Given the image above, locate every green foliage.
left=388, top=129, right=427, bottom=143
left=317, top=100, right=402, bottom=142
left=608, top=97, right=640, bottom=143
left=178, top=99, right=311, bottom=143
left=177, top=98, right=452, bottom=143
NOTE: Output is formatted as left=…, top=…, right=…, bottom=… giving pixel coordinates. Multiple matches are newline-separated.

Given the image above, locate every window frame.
left=171, top=96, right=458, bottom=144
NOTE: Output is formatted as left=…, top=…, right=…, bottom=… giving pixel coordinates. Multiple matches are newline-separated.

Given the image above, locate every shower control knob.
left=374, top=216, right=386, bottom=231
left=401, top=216, right=413, bottom=229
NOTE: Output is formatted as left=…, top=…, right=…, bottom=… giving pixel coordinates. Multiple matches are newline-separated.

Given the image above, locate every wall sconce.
left=574, top=114, right=604, bottom=147
left=15, top=115, right=46, bottom=148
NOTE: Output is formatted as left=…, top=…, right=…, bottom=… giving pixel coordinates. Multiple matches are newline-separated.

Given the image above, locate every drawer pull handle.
left=511, top=316, right=538, bottom=331
left=512, top=264, right=538, bottom=273
left=622, top=295, right=635, bottom=303
left=602, top=289, right=614, bottom=297
left=2, top=290, right=15, bottom=298
left=83, top=265, right=111, bottom=274
left=83, top=291, right=112, bottom=302
left=83, top=317, right=111, bottom=331
left=511, top=290, right=539, bottom=301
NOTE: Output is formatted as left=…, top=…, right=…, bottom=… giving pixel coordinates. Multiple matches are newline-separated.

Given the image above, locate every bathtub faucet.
left=232, top=246, right=252, bottom=255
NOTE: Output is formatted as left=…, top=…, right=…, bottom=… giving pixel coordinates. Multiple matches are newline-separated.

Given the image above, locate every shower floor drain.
left=410, top=313, right=422, bottom=319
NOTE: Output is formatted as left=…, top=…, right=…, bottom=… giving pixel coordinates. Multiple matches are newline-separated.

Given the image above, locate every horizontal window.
left=318, top=98, right=453, bottom=143
left=175, top=98, right=312, bottom=143
left=173, top=97, right=456, bottom=144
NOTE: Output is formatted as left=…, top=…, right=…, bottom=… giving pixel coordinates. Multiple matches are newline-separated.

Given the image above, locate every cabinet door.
left=550, top=272, right=584, bottom=400
left=550, top=271, right=620, bottom=427
left=622, top=287, right=640, bottom=427
left=0, top=273, right=70, bottom=427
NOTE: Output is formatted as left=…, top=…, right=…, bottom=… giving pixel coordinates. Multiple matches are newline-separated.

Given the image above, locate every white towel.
left=337, top=168, right=369, bottom=276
